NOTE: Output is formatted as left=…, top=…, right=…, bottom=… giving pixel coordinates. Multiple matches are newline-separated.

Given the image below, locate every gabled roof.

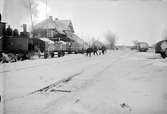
left=33, top=16, right=84, bottom=43
left=54, top=19, right=74, bottom=34
left=34, top=17, right=56, bottom=29
left=34, top=17, right=74, bottom=34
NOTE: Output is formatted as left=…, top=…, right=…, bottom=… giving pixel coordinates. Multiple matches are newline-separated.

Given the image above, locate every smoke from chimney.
left=2, top=0, right=48, bottom=31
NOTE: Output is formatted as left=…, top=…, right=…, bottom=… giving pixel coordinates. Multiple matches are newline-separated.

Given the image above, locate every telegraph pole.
left=28, top=0, right=34, bottom=37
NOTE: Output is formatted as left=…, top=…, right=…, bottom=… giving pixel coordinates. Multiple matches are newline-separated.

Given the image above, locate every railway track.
left=4, top=54, right=107, bottom=101
left=0, top=54, right=88, bottom=73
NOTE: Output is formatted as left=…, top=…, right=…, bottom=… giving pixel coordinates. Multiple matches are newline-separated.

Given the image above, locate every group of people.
left=86, top=45, right=106, bottom=56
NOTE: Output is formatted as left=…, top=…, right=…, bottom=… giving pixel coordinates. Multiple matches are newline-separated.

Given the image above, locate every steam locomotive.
left=0, top=22, right=50, bottom=62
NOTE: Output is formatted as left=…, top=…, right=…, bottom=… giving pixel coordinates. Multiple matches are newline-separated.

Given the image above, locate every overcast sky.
left=0, top=0, right=167, bottom=45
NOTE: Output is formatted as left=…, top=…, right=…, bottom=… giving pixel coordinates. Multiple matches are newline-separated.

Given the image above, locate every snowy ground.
left=0, top=49, right=167, bottom=114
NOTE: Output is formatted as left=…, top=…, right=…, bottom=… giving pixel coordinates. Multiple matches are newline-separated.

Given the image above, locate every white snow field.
left=0, top=50, right=167, bottom=114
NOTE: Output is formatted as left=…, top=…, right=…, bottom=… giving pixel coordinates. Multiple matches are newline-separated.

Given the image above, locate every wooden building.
left=33, top=16, right=75, bottom=42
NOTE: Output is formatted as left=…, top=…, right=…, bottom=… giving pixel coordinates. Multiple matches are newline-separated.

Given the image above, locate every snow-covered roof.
left=58, top=41, right=66, bottom=44
left=65, top=32, right=84, bottom=44
left=33, top=16, right=82, bottom=43
left=34, top=17, right=74, bottom=34
left=34, top=17, right=56, bottom=30
left=55, top=19, right=74, bottom=34
left=39, top=37, right=54, bottom=44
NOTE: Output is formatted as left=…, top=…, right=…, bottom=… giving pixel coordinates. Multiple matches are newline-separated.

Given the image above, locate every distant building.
left=33, top=16, right=87, bottom=51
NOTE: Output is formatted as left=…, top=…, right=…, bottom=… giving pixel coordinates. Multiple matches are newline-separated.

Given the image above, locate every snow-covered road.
left=1, top=50, right=167, bottom=114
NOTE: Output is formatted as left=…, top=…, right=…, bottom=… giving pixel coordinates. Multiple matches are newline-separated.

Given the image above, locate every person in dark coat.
left=93, top=46, right=98, bottom=55
left=101, top=46, right=106, bottom=55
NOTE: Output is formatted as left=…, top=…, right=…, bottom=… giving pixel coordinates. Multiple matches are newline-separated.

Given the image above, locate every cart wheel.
left=62, top=52, right=65, bottom=56
left=50, top=52, right=54, bottom=58
left=44, top=53, right=48, bottom=59
left=58, top=52, right=61, bottom=57
left=68, top=51, right=72, bottom=54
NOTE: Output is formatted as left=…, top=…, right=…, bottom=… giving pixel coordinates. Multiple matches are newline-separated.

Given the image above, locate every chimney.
left=23, top=24, right=27, bottom=32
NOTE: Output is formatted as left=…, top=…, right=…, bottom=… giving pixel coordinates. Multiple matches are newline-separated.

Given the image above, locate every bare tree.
left=105, top=30, right=117, bottom=49
left=92, top=39, right=104, bottom=48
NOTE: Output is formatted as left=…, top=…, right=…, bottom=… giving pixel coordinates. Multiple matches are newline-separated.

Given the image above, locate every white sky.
left=0, top=0, right=167, bottom=45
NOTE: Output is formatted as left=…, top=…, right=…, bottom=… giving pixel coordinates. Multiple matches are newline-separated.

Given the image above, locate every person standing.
left=102, top=46, right=106, bottom=55
left=93, top=46, right=98, bottom=55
